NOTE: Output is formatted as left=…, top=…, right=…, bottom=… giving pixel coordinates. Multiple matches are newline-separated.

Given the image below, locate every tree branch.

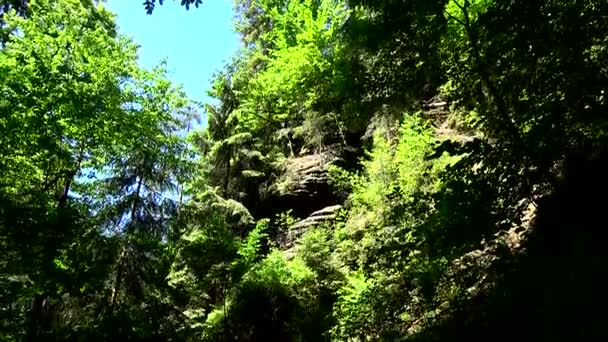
left=451, top=0, right=466, bottom=12
left=446, top=12, right=466, bottom=26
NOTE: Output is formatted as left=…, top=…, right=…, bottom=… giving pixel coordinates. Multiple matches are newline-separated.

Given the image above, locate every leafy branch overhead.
left=143, top=0, right=203, bottom=14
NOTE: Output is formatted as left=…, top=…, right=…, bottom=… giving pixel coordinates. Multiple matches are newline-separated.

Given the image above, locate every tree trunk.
left=24, top=294, right=45, bottom=342
left=457, top=0, right=523, bottom=147
left=131, top=174, right=144, bottom=222
left=110, top=247, right=127, bottom=308
left=224, top=150, right=231, bottom=197
left=57, top=143, right=85, bottom=207
left=58, top=171, right=75, bottom=208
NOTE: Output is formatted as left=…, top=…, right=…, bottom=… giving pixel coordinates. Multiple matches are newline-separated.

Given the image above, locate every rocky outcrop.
left=283, top=204, right=342, bottom=252
left=269, top=150, right=342, bottom=219
left=279, top=152, right=337, bottom=195
left=289, top=204, right=341, bottom=234
left=270, top=146, right=357, bottom=250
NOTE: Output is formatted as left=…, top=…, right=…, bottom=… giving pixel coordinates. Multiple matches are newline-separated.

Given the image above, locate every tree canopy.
left=2, top=0, right=608, bottom=340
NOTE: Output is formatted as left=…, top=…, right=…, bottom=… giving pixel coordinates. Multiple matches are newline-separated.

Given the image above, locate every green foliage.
left=3, top=0, right=608, bottom=340
left=245, top=250, right=314, bottom=287
left=0, top=1, right=196, bottom=339
left=237, top=218, right=269, bottom=266
left=221, top=251, right=317, bottom=340
left=297, top=228, right=340, bottom=283
left=332, top=271, right=373, bottom=339
left=327, top=164, right=353, bottom=197
left=1, top=0, right=135, bottom=199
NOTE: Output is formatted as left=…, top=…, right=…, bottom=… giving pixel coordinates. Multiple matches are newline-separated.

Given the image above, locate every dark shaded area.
left=0, top=0, right=27, bottom=16
left=409, top=144, right=608, bottom=342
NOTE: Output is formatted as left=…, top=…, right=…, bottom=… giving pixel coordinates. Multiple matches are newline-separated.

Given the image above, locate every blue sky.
left=105, top=0, right=240, bottom=105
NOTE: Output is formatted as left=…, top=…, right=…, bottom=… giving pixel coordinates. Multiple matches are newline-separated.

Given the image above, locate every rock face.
left=284, top=204, right=342, bottom=247
left=272, top=151, right=341, bottom=219
left=282, top=153, right=336, bottom=191
left=290, top=205, right=343, bottom=230
left=280, top=204, right=342, bottom=256
left=269, top=146, right=358, bottom=249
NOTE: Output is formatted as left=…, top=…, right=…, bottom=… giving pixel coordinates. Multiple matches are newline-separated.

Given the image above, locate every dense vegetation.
left=2, top=0, right=608, bottom=340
